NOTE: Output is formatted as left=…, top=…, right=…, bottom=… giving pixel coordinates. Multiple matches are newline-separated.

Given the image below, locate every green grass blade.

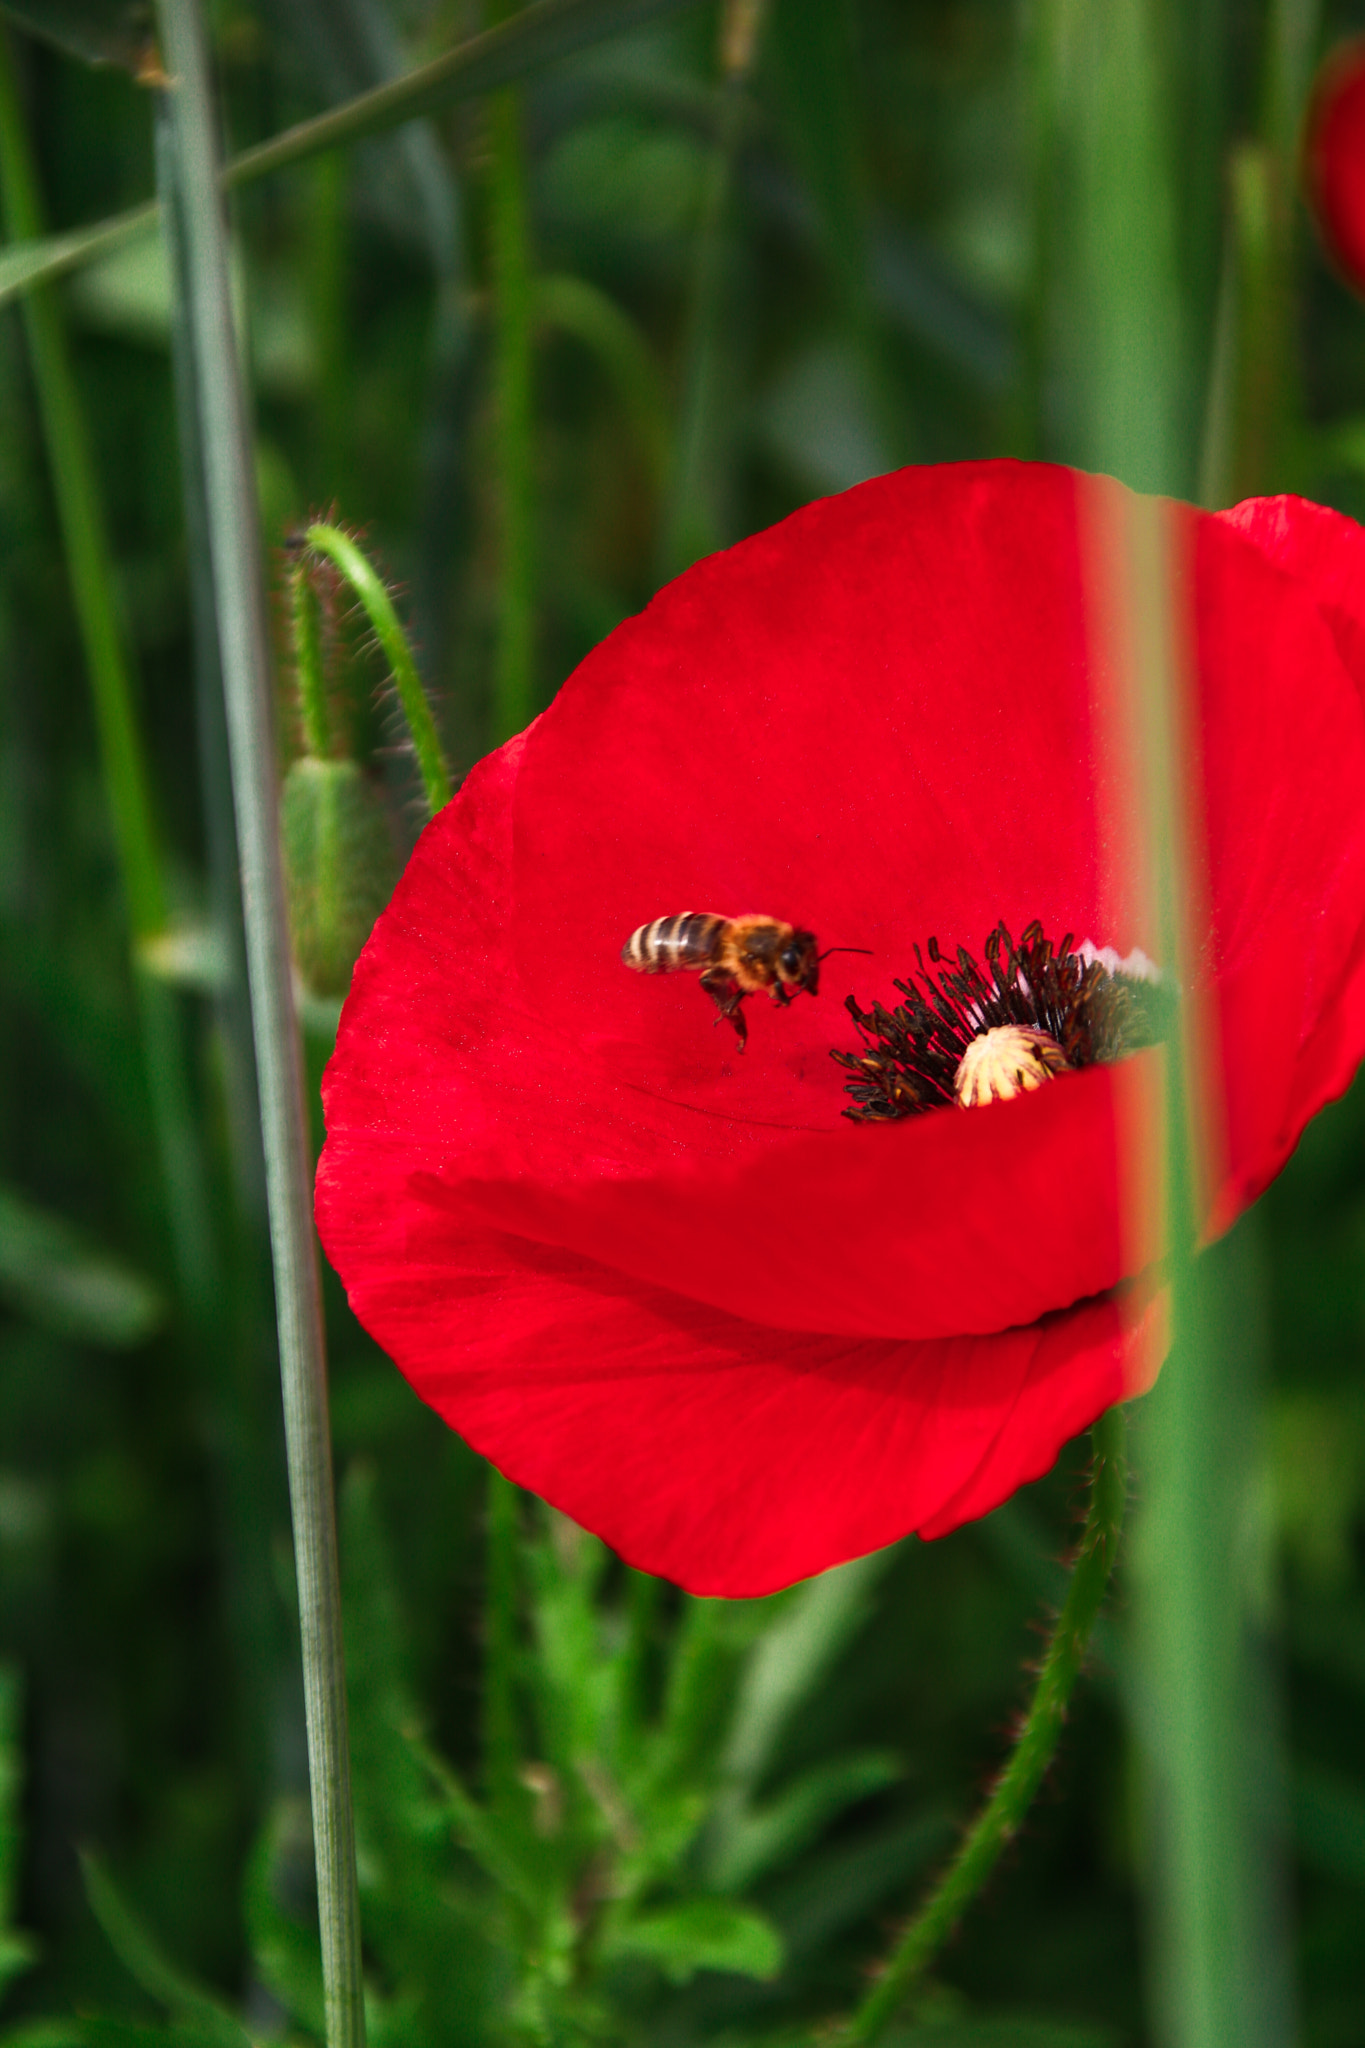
left=0, top=200, right=158, bottom=306
left=655, top=3, right=764, bottom=578
left=0, top=0, right=709, bottom=315
left=1093, top=487, right=1293, bottom=2048
left=79, top=1856, right=253, bottom=2046
left=486, top=61, right=536, bottom=742
left=223, top=0, right=708, bottom=194
left=0, top=1182, right=166, bottom=1346
left=1052, top=0, right=1295, bottom=2029
left=152, top=4, right=365, bottom=2044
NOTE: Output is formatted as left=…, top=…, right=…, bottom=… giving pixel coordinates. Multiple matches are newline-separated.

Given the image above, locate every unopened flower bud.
left=281, top=757, right=396, bottom=997
left=954, top=1024, right=1070, bottom=1109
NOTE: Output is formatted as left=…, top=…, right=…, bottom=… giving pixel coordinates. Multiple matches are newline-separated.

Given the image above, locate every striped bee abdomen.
left=622, top=914, right=727, bottom=974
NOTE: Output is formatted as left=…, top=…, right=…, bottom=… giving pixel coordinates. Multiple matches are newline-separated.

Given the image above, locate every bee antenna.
left=817, top=945, right=873, bottom=962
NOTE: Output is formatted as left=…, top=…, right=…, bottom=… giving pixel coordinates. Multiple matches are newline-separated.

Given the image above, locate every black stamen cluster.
left=832, top=920, right=1168, bottom=1122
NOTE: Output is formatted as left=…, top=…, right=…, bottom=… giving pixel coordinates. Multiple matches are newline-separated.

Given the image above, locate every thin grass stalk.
left=0, top=25, right=217, bottom=1313
left=485, top=49, right=536, bottom=742
left=152, top=5, right=365, bottom=2043
left=837, top=1403, right=1128, bottom=2044
left=155, top=95, right=268, bottom=1231
left=309, top=152, right=349, bottom=501
left=1117, top=495, right=1289, bottom=2048
left=656, top=0, right=766, bottom=580
left=303, top=522, right=452, bottom=812
left=1261, top=0, right=1320, bottom=194
left=1197, top=143, right=1291, bottom=508
left=0, top=0, right=713, bottom=313
left=1055, top=0, right=1291, bottom=2025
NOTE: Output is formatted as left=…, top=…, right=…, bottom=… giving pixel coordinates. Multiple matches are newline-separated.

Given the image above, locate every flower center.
left=954, top=1024, right=1071, bottom=1106
left=832, top=920, right=1167, bottom=1122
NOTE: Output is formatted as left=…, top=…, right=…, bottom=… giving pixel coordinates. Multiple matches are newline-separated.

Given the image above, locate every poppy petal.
left=316, top=1138, right=1160, bottom=1594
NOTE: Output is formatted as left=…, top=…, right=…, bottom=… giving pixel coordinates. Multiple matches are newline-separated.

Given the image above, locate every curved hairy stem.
left=841, top=1401, right=1128, bottom=2043
left=303, top=522, right=451, bottom=815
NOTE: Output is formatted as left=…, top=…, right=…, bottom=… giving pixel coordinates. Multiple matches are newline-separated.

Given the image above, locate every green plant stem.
left=656, top=1, right=765, bottom=580
left=1198, top=143, right=1290, bottom=507
left=840, top=1403, right=1128, bottom=2044
left=152, top=6, right=365, bottom=2047
left=1117, top=488, right=1287, bottom=2047
left=485, top=47, right=536, bottom=741
left=304, top=522, right=451, bottom=813
left=290, top=555, right=331, bottom=760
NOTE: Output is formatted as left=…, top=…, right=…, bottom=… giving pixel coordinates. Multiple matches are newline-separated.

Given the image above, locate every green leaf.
left=604, top=1898, right=783, bottom=1984
left=0, top=203, right=158, bottom=305
left=79, top=1856, right=253, bottom=2047
left=705, top=1750, right=903, bottom=1893
left=0, top=1185, right=166, bottom=1347
left=338, top=1468, right=505, bottom=2037
left=242, top=1798, right=326, bottom=2039
left=721, top=1550, right=892, bottom=1794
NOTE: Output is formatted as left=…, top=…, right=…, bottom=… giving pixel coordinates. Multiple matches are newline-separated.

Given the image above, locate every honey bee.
left=622, top=914, right=834, bottom=1047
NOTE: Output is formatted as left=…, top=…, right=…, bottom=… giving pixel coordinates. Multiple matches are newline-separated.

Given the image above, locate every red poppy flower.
left=315, top=463, right=1365, bottom=1596
left=1306, top=39, right=1365, bottom=292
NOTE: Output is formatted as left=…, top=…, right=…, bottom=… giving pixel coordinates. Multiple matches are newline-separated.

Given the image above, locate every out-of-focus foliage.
left=1, top=0, right=1365, bottom=2043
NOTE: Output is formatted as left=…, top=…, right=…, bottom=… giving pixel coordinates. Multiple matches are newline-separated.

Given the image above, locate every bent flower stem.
left=841, top=1399, right=1129, bottom=2043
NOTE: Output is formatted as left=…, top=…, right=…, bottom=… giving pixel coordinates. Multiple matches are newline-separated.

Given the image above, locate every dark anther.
left=830, top=920, right=1169, bottom=1123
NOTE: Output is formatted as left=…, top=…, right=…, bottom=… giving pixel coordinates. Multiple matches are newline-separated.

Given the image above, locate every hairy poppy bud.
left=281, top=757, right=395, bottom=997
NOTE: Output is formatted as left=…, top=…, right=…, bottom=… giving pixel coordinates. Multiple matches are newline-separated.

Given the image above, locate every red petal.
left=1207, top=495, right=1365, bottom=1214
left=324, top=696, right=1164, bottom=1342
left=315, top=1134, right=1162, bottom=1594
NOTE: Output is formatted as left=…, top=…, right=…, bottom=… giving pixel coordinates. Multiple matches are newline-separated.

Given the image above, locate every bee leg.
left=700, top=968, right=748, bottom=1049
left=772, top=983, right=792, bottom=1007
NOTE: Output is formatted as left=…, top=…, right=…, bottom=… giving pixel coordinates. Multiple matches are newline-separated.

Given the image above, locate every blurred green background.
left=2, top=0, right=1365, bottom=2042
